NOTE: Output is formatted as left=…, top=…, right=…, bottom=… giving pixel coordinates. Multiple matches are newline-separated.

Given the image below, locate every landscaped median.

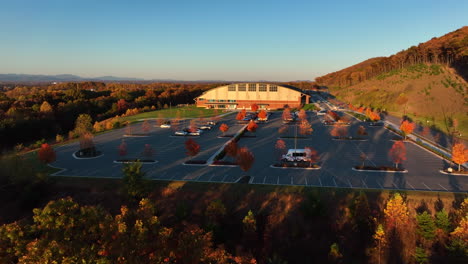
left=207, top=124, right=248, bottom=167
left=352, top=166, right=408, bottom=173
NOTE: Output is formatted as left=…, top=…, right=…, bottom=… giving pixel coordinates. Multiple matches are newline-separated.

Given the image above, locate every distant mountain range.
left=0, top=74, right=147, bottom=82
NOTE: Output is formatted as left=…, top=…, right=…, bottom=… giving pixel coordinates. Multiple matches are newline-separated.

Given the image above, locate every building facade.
left=195, top=83, right=309, bottom=110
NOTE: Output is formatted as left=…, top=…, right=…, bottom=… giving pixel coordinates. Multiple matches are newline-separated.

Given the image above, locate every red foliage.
left=328, top=111, right=340, bottom=121
left=422, top=126, right=431, bottom=137
left=275, top=139, right=286, bottom=150
left=257, top=110, right=267, bottom=119
left=118, top=140, right=127, bottom=156
left=400, top=120, right=415, bottom=137
left=251, top=104, right=259, bottom=112
left=185, top=139, right=200, bottom=157
left=236, top=109, right=246, bottom=121
left=79, top=132, right=95, bottom=150
left=305, top=147, right=319, bottom=163
left=389, top=141, right=406, bottom=168
left=219, top=123, right=229, bottom=134
left=299, top=120, right=313, bottom=135
left=298, top=109, right=307, bottom=121
left=225, top=141, right=238, bottom=157
left=247, top=120, right=258, bottom=133
left=368, top=111, right=380, bottom=121
left=38, top=143, right=56, bottom=163
left=278, top=125, right=288, bottom=134
left=142, top=144, right=154, bottom=158
left=142, top=120, right=151, bottom=133
left=117, top=99, right=128, bottom=112
left=357, top=125, right=367, bottom=136
left=236, top=147, right=254, bottom=172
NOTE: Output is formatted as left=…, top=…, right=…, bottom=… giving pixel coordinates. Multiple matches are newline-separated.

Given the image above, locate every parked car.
left=317, top=110, right=327, bottom=115
left=207, top=121, right=216, bottom=126
left=174, top=130, right=187, bottom=136
left=160, top=123, right=171, bottom=128
left=199, top=124, right=212, bottom=130
left=281, top=149, right=312, bottom=162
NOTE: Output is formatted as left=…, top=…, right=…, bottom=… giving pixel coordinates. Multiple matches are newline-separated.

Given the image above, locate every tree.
left=251, top=103, right=259, bottom=112
left=278, top=125, right=288, bottom=134
left=118, top=140, right=127, bottom=156
left=299, top=120, right=313, bottom=135
left=236, top=147, right=254, bottom=172
left=452, top=143, right=468, bottom=171
left=449, top=214, right=468, bottom=254
left=305, top=147, right=319, bottom=164
left=400, top=120, right=415, bottom=139
left=435, top=209, right=451, bottom=233
left=38, top=143, right=56, bottom=163
left=357, top=125, right=367, bottom=136
left=142, top=120, right=151, bottom=133
left=384, top=193, right=409, bottom=230
left=282, top=108, right=292, bottom=121
left=330, top=124, right=347, bottom=138
left=373, top=224, right=387, bottom=264
left=205, top=199, right=226, bottom=225
left=117, top=99, right=128, bottom=112
left=369, top=111, right=381, bottom=122
left=185, top=139, right=200, bottom=157
left=122, top=161, right=146, bottom=198
left=328, top=243, right=342, bottom=261
left=125, top=123, right=133, bottom=135
left=416, top=211, right=436, bottom=241
left=298, top=109, right=307, bottom=121
left=247, top=120, right=258, bottom=133
left=258, top=110, right=267, bottom=120
left=225, top=141, right=238, bottom=157
left=275, top=139, right=286, bottom=160
left=389, top=141, right=406, bottom=169
left=79, top=132, right=95, bottom=154
left=39, top=101, right=53, bottom=113
left=142, top=144, right=154, bottom=158
left=236, top=109, right=246, bottom=121
left=219, top=123, right=229, bottom=136
left=242, top=210, right=256, bottom=232
left=74, top=114, right=93, bottom=135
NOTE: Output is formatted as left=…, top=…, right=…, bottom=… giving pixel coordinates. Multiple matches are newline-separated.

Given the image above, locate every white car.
left=281, top=149, right=312, bottom=162
left=174, top=131, right=187, bottom=136
left=160, top=124, right=171, bottom=128
left=317, top=110, right=327, bottom=116
left=199, top=125, right=212, bottom=130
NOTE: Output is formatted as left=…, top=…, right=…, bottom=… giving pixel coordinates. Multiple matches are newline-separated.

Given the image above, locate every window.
left=228, top=85, right=236, bottom=91
left=259, top=84, right=267, bottom=92
left=228, top=99, right=236, bottom=102
left=238, top=84, right=246, bottom=91
left=198, top=98, right=205, bottom=101
left=218, top=99, right=226, bottom=102
left=248, top=83, right=256, bottom=91
left=208, top=99, right=216, bottom=102
left=269, top=85, right=278, bottom=92
left=218, top=105, right=226, bottom=109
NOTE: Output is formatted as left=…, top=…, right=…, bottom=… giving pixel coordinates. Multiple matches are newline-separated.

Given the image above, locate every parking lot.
left=51, top=110, right=468, bottom=193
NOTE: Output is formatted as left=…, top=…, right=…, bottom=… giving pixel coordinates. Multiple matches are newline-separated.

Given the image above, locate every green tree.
left=435, top=209, right=451, bottom=233
left=242, top=210, right=256, bottom=232
left=414, top=246, right=429, bottom=264
left=416, top=211, right=436, bottom=241
left=74, top=113, right=93, bottom=135
left=122, top=161, right=146, bottom=198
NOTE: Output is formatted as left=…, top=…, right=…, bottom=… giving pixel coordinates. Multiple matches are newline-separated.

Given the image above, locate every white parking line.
left=263, top=176, right=266, bottom=184
left=377, top=182, right=384, bottom=189
left=291, top=176, right=293, bottom=185
left=392, top=183, right=398, bottom=189
left=209, top=174, right=216, bottom=181
left=361, top=179, right=368, bottom=188
left=422, top=182, right=432, bottom=191
left=305, top=176, right=309, bottom=185
left=318, top=177, right=322, bottom=187
left=222, top=174, right=228, bottom=182
left=332, top=177, right=337, bottom=187
left=406, top=181, right=416, bottom=190
left=277, top=176, right=280, bottom=185
left=438, top=184, right=448, bottom=192
left=347, top=179, right=353, bottom=188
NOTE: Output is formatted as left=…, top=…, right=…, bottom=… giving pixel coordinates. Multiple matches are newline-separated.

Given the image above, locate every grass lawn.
left=120, top=106, right=224, bottom=123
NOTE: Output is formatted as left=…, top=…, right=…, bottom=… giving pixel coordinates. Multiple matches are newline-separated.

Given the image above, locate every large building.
left=195, top=83, right=309, bottom=110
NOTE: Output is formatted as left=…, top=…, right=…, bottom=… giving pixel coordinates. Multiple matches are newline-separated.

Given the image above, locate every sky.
left=1, top=0, right=467, bottom=81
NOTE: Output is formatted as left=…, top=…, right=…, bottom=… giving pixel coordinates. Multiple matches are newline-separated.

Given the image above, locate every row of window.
left=227, top=84, right=278, bottom=92
left=201, top=99, right=237, bottom=103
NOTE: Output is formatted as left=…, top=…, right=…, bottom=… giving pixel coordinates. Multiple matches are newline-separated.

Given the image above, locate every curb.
left=439, top=170, right=468, bottom=176
left=72, top=151, right=104, bottom=160
left=351, top=167, right=408, bottom=173
left=269, top=165, right=321, bottom=170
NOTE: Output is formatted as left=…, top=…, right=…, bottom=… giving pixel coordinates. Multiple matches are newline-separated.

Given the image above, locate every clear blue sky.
left=1, top=0, right=467, bottom=81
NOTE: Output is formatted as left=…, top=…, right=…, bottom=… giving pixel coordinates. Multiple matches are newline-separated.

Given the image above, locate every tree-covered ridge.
left=316, top=26, right=468, bottom=87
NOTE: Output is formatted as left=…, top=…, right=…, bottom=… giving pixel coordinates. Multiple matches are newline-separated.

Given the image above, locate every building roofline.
left=196, top=82, right=304, bottom=98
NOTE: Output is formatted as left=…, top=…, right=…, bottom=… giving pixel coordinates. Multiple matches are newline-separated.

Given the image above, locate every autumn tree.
left=251, top=103, right=259, bottom=112
left=400, top=120, right=415, bottom=139
left=305, top=147, right=319, bottom=164
left=118, top=140, right=127, bottom=156
left=282, top=108, right=292, bottom=121
left=357, top=125, right=367, bottom=136
left=225, top=141, right=238, bottom=157
left=384, top=193, right=409, bottom=230
left=79, top=132, right=96, bottom=156
left=142, top=120, right=151, bottom=133
left=142, top=144, right=154, bottom=158
left=125, top=123, right=133, bottom=135
left=117, top=98, right=128, bottom=112
left=452, top=143, right=468, bottom=171
left=236, top=109, right=246, bottom=121
left=74, top=114, right=93, bottom=135
left=389, top=141, right=406, bottom=169
left=299, top=120, right=313, bottom=135
left=275, top=139, right=287, bottom=160
left=38, top=143, right=56, bottom=163
left=368, top=111, right=381, bottom=122
left=219, top=123, right=229, bottom=136
left=373, top=224, right=387, bottom=264
left=236, top=147, right=254, bottom=172
left=247, top=120, right=258, bottom=133
left=39, top=101, right=53, bottom=113
left=243, top=210, right=256, bottom=232
left=298, top=109, right=307, bottom=121
left=258, top=110, right=267, bottom=120
left=278, top=125, right=288, bottom=135
left=330, top=124, right=348, bottom=139
left=185, top=139, right=200, bottom=157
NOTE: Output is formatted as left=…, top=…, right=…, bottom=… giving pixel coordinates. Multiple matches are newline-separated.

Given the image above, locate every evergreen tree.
left=122, top=161, right=146, bottom=198
left=435, top=209, right=451, bottom=233
left=416, top=211, right=436, bottom=241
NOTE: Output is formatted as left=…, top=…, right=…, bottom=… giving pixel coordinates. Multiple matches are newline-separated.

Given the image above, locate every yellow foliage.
left=384, top=193, right=409, bottom=229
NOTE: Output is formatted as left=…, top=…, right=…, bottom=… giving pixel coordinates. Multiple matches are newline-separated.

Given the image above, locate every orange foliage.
left=118, top=140, right=127, bottom=156
left=275, top=139, right=286, bottom=150
left=330, top=125, right=347, bottom=138
left=257, top=110, right=267, bottom=119
left=38, top=143, right=56, bottom=163
left=142, top=120, right=151, bottom=133
left=79, top=132, right=95, bottom=150
left=452, top=143, right=468, bottom=171
left=400, top=120, right=415, bottom=138
left=225, top=141, right=238, bottom=157
left=185, top=139, right=200, bottom=157
left=299, top=120, right=313, bottom=135
left=236, top=110, right=246, bottom=121
left=250, top=104, right=259, bottom=112
left=219, top=123, right=229, bottom=134
left=236, top=147, right=254, bottom=172
left=384, top=193, right=409, bottom=230
left=247, top=120, right=258, bottom=133
left=298, top=109, right=307, bottom=121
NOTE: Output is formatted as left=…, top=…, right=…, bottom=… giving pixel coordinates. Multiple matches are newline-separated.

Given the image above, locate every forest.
left=315, top=26, right=468, bottom=87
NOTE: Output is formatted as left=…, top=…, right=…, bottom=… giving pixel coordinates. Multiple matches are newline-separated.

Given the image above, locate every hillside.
left=316, top=26, right=468, bottom=138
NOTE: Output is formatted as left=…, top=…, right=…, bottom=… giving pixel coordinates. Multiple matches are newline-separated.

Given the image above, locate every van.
left=281, top=149, right=312, bottom=162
